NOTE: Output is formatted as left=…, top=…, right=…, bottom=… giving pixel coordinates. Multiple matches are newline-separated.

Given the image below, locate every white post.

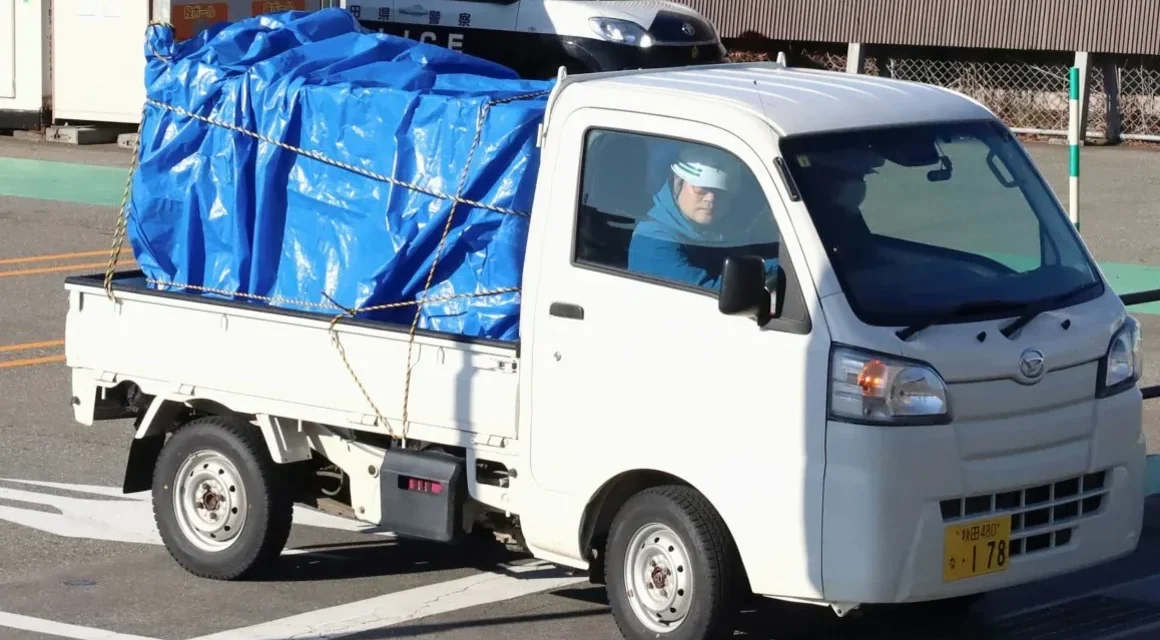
left=1068, top=65, right=1080, bottom=230
left=846, top=43, right=865, bottom=74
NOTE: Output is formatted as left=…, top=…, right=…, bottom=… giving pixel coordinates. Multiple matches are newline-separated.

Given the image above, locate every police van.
left=336, top=0, right=728, bottom=78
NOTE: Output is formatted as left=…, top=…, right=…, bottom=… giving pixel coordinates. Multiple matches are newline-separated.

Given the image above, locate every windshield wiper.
left=896, top=299, right=1029, bottom=341
left=998, top=280, right=1102, bottom=338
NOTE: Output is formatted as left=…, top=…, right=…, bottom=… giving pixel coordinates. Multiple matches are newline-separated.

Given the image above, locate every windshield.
left=778, top=119, right=1103, bottom=327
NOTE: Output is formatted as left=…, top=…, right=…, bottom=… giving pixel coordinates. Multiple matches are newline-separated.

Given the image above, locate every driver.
left=627, top=146, right=777, bottom=292
left=795, top=152, right=878, bottom=265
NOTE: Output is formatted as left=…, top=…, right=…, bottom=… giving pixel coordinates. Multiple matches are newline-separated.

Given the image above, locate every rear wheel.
left=152, top=415, right=293, bottom=580
left=604, top=486, right=744, bottom=640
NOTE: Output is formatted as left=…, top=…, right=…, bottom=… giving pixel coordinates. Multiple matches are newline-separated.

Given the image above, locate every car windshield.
left=778, top=119, right=1103, bottom=327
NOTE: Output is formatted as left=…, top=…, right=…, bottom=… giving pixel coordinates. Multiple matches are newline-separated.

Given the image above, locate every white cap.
left=671, top=146, right=735, bottom=191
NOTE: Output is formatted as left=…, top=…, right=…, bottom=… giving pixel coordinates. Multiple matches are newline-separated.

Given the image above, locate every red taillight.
left=407, top=478, right=444, bottom=495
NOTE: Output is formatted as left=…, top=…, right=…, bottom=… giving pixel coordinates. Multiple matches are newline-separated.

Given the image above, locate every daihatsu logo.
left=1019, top=349, right=1046, bottom=382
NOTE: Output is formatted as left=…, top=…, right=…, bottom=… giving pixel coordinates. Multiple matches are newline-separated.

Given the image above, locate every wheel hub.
left=650, top=565, right=668, bottom=589
left=173, top=450, right=248, bottom=552
left=624, top=523, right=693, bottom=633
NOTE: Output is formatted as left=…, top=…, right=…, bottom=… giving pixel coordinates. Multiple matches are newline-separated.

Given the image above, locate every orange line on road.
left=0, top=340, right=64, bottom=353
left=0, top=259, right=136, bottom=278
left=0, top=249, right=124, bottom=266
left=0, top=355, right=66, bottom=369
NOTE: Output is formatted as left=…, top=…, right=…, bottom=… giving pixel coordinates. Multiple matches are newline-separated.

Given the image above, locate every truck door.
left=521, top=107, right=830, bottom=598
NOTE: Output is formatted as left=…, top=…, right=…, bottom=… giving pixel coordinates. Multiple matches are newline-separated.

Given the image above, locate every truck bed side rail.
left=1121, top=288, right=1160, bottom=401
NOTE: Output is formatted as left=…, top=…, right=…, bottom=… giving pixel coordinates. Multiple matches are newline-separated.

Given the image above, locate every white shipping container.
left=51, top=0, right=150, bottom=123
left=0, top=0, right=50, bottom=130
left=51, top=0, right=330, bottom=125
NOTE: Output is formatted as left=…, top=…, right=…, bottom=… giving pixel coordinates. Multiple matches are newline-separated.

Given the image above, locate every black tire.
left=152, top=415, right=294, bottom=580
left=604, top=485, right=745, bottom=640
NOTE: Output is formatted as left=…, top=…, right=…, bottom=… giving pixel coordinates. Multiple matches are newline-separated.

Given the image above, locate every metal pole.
left=1068, top=66, right=1081, bottom=231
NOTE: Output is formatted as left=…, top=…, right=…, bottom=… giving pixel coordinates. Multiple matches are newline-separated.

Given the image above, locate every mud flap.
left=123, top=432, right=166, bottom=494
left=379, top=448, right=466, bottom=543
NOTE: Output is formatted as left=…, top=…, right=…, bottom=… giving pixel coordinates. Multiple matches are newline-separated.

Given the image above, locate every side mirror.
left=719, top=255, right=780, bottom=325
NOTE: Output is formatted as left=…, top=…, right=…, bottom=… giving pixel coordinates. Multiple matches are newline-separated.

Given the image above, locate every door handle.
left=549, top=302, right=585, bottom=320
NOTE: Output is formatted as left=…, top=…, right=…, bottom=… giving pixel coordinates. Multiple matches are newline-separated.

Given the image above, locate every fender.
left=121, top=397, right=313, bottom=493
left=557, top=38, right=601, bottom=72
left=121, top=396, right=189, bottom=494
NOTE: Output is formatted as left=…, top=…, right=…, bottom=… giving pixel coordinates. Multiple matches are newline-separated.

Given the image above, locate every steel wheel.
left=152, top=415, right=293, bottom=580
left=623, top=523, right=695, bottom=633
left=605, top=485, right=744, bottom=640
left=173, top=449, right=249, bottom=552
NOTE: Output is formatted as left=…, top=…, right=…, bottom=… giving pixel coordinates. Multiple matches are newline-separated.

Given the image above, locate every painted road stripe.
left=0, top=478, right=397, bottom=545
left=187, top=563, right=587, bottom=640
left=0, top=259, right=136, bottom=279
left=0, top=340, right=64, bottom=353
left=0, top=611, right=162, bottom=640
left=0, top=355, right=66, bottom=369
left=0, top=249, right=122, bottom=266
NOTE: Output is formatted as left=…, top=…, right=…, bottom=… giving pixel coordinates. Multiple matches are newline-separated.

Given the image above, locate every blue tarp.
left=127, top=8, right=554, bottom=342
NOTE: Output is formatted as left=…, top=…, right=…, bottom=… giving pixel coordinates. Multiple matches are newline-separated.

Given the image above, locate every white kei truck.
left=65, top=61, right=1147, bottom=640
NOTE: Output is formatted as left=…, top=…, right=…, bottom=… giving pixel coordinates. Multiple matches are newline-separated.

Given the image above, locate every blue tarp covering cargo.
left=126, top=8, right=554, bottom=342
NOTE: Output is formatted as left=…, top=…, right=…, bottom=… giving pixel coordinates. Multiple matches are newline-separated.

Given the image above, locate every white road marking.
left=0, top=611, right=162, bottom=640
left=0, top=478, right=393, bottom=549
left=0, top=482, right=161, bottom=545
left=187, top=563, right=588, bottom=640
left=0, top=478, right=589, bottom=640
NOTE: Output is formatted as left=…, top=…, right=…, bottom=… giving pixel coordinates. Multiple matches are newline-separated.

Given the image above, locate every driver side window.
left=572, top=128, right=780, bottom=294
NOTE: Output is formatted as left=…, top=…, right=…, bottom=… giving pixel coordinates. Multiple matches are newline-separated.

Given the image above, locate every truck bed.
left=64, top=271, right=522, bottom=449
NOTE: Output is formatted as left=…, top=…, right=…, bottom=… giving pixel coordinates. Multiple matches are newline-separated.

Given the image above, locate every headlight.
left=1098, top=316, right=1142, bottom=396
left=588, top=17, right=654, bottom=48
left=829, top=346, right=950, bottom=425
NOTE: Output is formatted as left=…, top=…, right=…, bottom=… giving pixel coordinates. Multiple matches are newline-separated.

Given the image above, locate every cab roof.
left=554, top=62, right=998, bottom=138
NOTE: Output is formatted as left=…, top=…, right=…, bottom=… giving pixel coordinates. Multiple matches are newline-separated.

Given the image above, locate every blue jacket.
left=627, top=185, right=779, bottom=292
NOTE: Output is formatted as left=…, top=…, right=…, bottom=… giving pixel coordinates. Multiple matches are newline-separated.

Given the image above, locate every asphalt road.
left=2, top=134, right=1160, bottom=640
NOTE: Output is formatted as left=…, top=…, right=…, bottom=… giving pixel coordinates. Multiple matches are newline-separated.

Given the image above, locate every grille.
left=648, top=11, right=716, bottom=43
left=939, top=470, right=1108, bottom=558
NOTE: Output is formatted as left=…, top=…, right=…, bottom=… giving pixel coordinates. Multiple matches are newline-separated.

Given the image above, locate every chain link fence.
left=1118, top=63, right=1160, bottom=140
left=729, top=42, right=1160, bottom=143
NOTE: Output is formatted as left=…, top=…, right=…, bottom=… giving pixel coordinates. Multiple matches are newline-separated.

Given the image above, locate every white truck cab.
left=65, top=61, right=1147, bottom=640
left=340, top=0, right=728, bottom=77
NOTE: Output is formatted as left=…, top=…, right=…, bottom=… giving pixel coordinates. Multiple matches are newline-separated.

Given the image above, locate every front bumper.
left=817, top=386, right=1147, bottom=604
left=580, top=39, right=729, bottom=72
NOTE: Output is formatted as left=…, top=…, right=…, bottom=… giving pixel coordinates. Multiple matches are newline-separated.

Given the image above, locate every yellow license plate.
left=943, top=515, right=1012, bottom=582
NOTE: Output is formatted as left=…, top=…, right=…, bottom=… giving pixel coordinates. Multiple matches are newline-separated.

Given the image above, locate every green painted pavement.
left=0, top=157, right=129, bottom=207
left=1147, top=455, right=1160, bottom=496
left=1, top=155, right=1158, bottom=313
left=984, top=253, right=1160, bottom=315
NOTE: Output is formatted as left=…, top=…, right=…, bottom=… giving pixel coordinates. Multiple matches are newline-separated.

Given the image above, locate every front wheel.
left=605, top=486, right=745, bottom=640
left=152, top=415, right=294, bottom=580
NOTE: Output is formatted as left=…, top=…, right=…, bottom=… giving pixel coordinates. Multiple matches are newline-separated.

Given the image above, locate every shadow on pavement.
left=304, top=610, right=609, bottom=640
left=257, top=536, right=529, bottom=583
left=250, top=498, right=1160, bottom=638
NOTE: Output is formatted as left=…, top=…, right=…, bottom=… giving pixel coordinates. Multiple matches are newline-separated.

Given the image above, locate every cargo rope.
left=105, top=20, right=545, bottom=447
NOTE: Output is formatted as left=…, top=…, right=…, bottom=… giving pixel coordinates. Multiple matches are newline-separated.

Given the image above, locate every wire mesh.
left=747, top=45, right=1160, bottom=141
left=1118, top=64, right=1160, bottom=140
left=889, top=56, right=1076, bottom=133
